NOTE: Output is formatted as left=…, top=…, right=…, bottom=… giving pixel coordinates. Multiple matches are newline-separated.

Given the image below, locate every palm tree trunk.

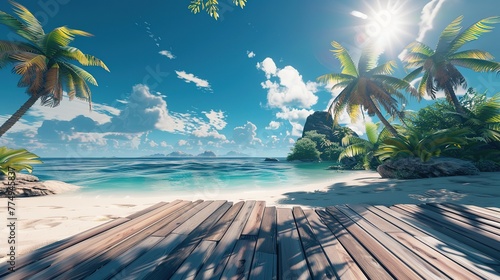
left=370, top=99, right=399, bottom=137
left=445, top=83, right=466, bottom=115
left=0, top=95, right=39, bottom=138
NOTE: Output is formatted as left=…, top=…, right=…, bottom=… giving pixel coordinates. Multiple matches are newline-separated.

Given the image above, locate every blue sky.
left=1, top=0, right=500, bottom=157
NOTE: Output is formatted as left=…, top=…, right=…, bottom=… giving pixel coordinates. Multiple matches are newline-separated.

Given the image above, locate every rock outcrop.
left=0, top=173, right=80, bottom=197
left=302, top=111, right=357, bottom=143
left=377, top=157, right=480, bottom=179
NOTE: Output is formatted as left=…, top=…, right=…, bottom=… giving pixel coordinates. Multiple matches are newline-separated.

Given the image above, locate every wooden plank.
left=126, top=201, right=171, bottom=219
left=375, top=205, right=500, bottom=266
left=416, top=235, right=500, bottom=279
left=249, top=206, right=277, bottom=280
left=391, top=205, right=500, bottom=262
left=277, top=208, right=311, bottom=280
left=204, top=201, right=245, bottom=241
left=316, top=209, right=392, bottom=280
left=170, top=240, right=217, bottom=280
left=55, top=200, right=199, bottom=280
left=391, top=232, right=486, bottom=279
left=439, top=203, right=500, bottom=226
left=305, top=209, right=366, bottom=280
left=109, top=234, right=185, bottom=280
left=241, top=200, right=266, bottom=238
left=332, top=205, right=443, bottom=279
left=153, top=200, right=214, bottom=236
left=422, top=204, right=500, bottom=235
left=396, top=204, right=500, bottom=254
left=195, top=200, right=256, bottom=279
left=221, top=239, right=257, bottom=279
left=5, top=200, right=195, bottom=279
left=293, top=207, right=336, bottom=279
left=144, top=202, right=233, bottom=279
left=171, top=200, right=227, bottom=235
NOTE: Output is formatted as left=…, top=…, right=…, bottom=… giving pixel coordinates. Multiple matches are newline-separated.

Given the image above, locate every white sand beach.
left=1, top=170, right=500, bottom=261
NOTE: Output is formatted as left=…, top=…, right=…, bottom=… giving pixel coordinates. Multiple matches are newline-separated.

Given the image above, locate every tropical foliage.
left=318, top=42, right=417, bottom=136
left=0, top=146, right=42, bottom=175
left=375, top=128, right=470, bottom=162
left=188, top=0, right=247, bottom=20
left=0, top=1, right=109, bottom=138
left=402, top=16, right=500, bottom=114
left=287, top=138, right=321, bottom=162
left=338, top=122, right=389, bottom=170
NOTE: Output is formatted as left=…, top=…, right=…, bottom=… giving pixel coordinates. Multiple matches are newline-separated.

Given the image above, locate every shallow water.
left=34, top=157, right=349, bottom=195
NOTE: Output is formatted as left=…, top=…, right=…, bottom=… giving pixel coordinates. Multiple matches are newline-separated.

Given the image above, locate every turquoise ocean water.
left=33, top=158, right=349, bottom=195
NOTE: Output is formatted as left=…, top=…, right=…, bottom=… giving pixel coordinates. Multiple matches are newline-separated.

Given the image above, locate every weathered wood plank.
left=391, top=205, right=500, bottom=262
left=144, top=201, right=232, bottom=279
left=126, top=201, right=172, bottom=219
left=437, top=203, right=500, bottom=227
left=391, top=232, right=484, bottom=279
left=55, top=200, right=199, bottom=280
left=195, top=200, right=256, bottom=279
left=293, top=207, right=336, bottom=279
left=331, top=205, right=441, bottom=279
left=109, top=234, right=186, bottom=280
left=5, top=200, right=195, bottom=280
left=374, top=205, right=500, bottom=265
left=305, top=209, right=366, bottom=280
left=221, top=239, right=257, bottom=279
left=277, top=208, right=311, bottom=280
left=316, top=209, right=392, bottom=280
left=170, top=240, right=218, bottom=280
left=241, top=200, right=266, bottom=238
left=422, top=204, right=500, bottom=234
left=249, top=206, right=277, bottom=280
left=204, top=201, right=245, bottom=242
left=152, top=200, right=214, bottom=236
left=395, top=204, right=500, bottom=255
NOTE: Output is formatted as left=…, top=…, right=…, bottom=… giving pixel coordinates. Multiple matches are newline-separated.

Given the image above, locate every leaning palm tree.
left=318, top=42, right=417, bottom=136
left=402, top=15, right=500, bottom=115
left=0, top=1, right=109, bottom=138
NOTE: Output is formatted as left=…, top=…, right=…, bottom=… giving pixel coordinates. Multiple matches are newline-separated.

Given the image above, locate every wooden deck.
left=2, top=200, right=500, bottom=279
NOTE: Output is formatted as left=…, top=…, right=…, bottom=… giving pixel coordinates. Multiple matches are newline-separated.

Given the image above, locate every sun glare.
left=353, top=0, right=411, bottom=50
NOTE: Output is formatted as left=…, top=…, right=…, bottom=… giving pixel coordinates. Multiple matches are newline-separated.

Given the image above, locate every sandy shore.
left=1, top=170, right=499, bottom=260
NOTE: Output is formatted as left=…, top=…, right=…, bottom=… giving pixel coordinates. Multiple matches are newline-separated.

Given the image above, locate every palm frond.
left=448, top=49, right=495, bottom=60
left=330, top=41, right=358, bottom=77
left=369, top=60, right=396, bottom=75
left=329, top=82, right=355, bottom=124
left=404, top=42, right=435, bottom=57
left=436, top=15, right=463, bottom=54
left=365, top=122, right=379, bottom=144
left=43, top=27, right=92, bottom=56
left=358, top=45, right=382, bottom=74
left=403, top=66, right=423, bottom=83
left=232, top=0, right=247, bottom=8
left=0, top=10, right=34, bottom=42
left=10, top=1, right=44, bottom=38
left=0, top=146, right=42, bottom=174
left=449, top=16, right=500, bottom=54
left=450, top=58, right=500, bottom=73
left=61, top=62, right=98, bottom=86
left=58, top=46, right=109, bottom=71
left=11, top=52, right=47, bottom=75
left=317, top=73, right=355, bottom=85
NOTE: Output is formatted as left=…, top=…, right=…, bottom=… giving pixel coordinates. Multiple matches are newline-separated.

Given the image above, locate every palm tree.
left=338, top=122, right=390, bottom=170
left=318, top=42, right=417, bottom=136
left=0, top=1, right=109, bottom=138
left=402, top=15, right=500, bottom=115
left=188, top=0, right=247, bottom=20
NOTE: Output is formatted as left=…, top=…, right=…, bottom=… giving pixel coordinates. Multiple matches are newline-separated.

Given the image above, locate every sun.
left=352, top=0, right=411, bottom=50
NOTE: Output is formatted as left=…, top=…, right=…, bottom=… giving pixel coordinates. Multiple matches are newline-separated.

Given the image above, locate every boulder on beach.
left=0, top=173, right=80, bottom=197
left=377, top=157, right=480, bottom=179
left=264, top=158, right=279, bottom=162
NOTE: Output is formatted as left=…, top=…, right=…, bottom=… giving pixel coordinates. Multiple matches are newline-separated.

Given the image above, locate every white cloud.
left=109, top=84, right=185, bottom=133
left=258, top=58, right=319, bottom=109
left=265, top=121, right=281, bottom=130
left=178, top=139, right=188, bottom=146
left=160, top=141, right=168, bottom=147
left=256, top=57, right=277, bottom=79
left=417, top=0, right=447, bottom=42
left=276, top=108, right=314, bottom=122
left=290, top=122, right=304, bottom=137
left=233, top=122, right=262, bottom=147
left=175, top=70, right=211, bottom=89
left=204, top=110, right=227, bottom=130
left=149, top=140, right=159, bottom=147
left=247, top=50, right=256, bottom=58
left=192, top=123, right=227, bottom=140
left=159, top=50, right=176, bottom=59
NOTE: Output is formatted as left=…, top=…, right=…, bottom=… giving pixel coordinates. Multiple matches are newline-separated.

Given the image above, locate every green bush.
left=287, top=138, right=321, bottom=161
